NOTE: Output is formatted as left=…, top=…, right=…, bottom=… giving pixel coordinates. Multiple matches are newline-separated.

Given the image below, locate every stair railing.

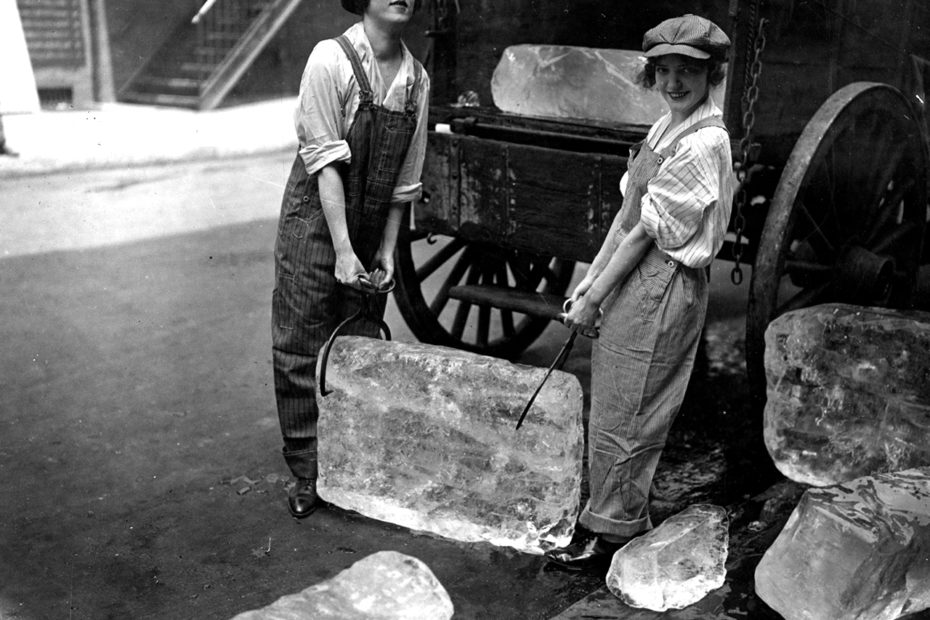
left=191, top=0, right=252, bottom=83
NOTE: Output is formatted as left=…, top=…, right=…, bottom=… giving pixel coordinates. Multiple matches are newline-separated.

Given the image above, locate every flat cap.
left=643, top=14, right=730, bottom=60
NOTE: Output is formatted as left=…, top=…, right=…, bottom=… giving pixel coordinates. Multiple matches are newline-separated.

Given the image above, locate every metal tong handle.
left=514, top=299, right=602, bottom=430
left=318, top=282, right=393, bottom=397
left=514, top=330, right=577, bottom=430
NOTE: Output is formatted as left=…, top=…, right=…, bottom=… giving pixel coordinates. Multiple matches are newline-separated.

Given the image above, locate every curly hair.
left=636, top=58, right=727, bottom=89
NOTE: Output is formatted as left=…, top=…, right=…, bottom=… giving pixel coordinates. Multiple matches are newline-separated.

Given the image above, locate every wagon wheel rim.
left=394, top=228, right=575, bottom=358
left=747, top=81, right=928, bottom=407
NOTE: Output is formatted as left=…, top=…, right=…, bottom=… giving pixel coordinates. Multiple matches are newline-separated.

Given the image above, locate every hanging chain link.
left=730, top=8, right=769, bottom=286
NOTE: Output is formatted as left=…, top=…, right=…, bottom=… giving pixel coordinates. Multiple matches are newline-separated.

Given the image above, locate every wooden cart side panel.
left=507, top=148, right=626, bottom=262
left=415, top=133, right=626, bottom=263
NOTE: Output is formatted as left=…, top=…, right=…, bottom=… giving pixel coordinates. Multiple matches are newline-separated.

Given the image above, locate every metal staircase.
left=119, top=0, right=303, bottom=109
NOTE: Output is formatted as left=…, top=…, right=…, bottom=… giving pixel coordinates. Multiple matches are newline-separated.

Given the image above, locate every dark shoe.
left=287, top=477, right=319, bottom=519
left=545, top=534, right=627, bottom=571
left=0, top=144, right=19, bottom=158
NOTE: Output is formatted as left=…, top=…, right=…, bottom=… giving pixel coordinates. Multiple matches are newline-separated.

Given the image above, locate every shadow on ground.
left=1, top=219, right=785, bottom=619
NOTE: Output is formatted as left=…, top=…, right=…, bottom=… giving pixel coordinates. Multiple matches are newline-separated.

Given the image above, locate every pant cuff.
left=579, top=504, right=652, bottom=539
left=282, top=447, right=317, bottom=480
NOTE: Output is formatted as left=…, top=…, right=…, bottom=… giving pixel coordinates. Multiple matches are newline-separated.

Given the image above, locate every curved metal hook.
left=318, top=298, right=393, bottom=397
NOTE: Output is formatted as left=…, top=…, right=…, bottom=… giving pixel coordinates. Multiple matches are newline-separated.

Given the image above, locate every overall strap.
left=662, top=117, right=729, bottom=155
left=405, top=59, right=423, bottom=115
left=334, top=35, right=373, bottom=105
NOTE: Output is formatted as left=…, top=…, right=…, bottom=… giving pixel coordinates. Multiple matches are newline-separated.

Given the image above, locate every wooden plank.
left=447, top=285, right=565, bottom=321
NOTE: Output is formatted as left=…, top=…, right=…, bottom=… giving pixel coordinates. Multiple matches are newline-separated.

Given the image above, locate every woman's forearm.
left=586, top=222, right=653, bottom=306
left=317, top=165, right=353, bottom=256
left=379, top=202, right=406, bottom=256
left=586, top=210, right=626, bottom=279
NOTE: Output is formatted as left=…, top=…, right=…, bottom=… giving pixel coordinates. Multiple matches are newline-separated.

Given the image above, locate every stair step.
left=205, top=31, right=244, bottom=42
left=131, top=77, right=201, bottom=97
left=120, top=91, right=202, bottom=109
left=179, top=61, right=218, bottom=75
left=137, top=76, right=201, bottom=89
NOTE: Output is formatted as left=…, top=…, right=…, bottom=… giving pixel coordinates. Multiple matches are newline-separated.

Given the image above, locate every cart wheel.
left=394, top=228, right=575, bottom=358
left=747, top=82, right=928, bottom=406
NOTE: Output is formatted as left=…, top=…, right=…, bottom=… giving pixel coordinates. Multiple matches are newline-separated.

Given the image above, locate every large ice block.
left=764, top=303, right=930, bottom=486
left=315, top=337, right=584, bottom=554
left=605, top=504, right=729, bottom=611
left=491, top=45, right=725, bottom=126
left=231, top=551, right=454, bottom=620
left=754, top=468, right=930, bottom=620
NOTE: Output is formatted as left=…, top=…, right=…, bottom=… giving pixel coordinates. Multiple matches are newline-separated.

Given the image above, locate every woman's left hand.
left=561, top=295, right=601, bottom=336
left=370, top=251, right=395, bottom=292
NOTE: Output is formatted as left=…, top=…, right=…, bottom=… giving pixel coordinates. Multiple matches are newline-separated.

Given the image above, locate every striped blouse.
left=621, top=96, right=735, bottom=268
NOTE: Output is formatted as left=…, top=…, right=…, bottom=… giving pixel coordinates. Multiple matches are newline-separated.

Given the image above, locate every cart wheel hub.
left=837, top=245, right=895, bottom=305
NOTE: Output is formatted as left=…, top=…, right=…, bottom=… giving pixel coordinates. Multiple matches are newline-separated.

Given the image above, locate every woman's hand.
left=369, top=249, right=395, bottom=291
left=569, top=275, right=596, bottom=305
left=561, top=294, right=601, bottom=337
left=335, top=250, right=371, bottom=290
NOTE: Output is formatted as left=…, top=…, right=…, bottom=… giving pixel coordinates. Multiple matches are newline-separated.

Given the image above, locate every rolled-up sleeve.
left=391, top=70, right=431, bottom=204
left=295, top=40, right=351, bottom=176
left=640, top=136, right=720, bottom=250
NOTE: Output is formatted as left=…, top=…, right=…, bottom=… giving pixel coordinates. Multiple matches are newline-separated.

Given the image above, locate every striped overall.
left=579, top=117, right=727, bottom=539
left=272, top=35, right=422, bottom=479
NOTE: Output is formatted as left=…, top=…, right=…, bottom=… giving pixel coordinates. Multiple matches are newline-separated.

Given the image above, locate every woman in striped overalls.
left=272, top=0, right=428, bottom=518
left=548, top=14, right=734, bottom=569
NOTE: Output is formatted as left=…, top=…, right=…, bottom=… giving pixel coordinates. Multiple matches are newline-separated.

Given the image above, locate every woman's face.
left=365, top=0, right=416, bottom=24
left=653, top=54, right=710, bottom=120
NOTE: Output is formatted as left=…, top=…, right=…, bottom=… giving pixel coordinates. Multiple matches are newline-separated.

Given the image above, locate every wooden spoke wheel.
left=747, top=82, right=928, bottom=406
left=393, top=229, right=575, bottom=359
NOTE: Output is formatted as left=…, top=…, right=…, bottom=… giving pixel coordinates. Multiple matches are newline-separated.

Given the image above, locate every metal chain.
left=731, top=10, right=769, bottom=286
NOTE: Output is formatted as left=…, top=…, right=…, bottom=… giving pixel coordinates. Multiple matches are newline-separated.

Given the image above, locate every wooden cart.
left=392, top=0, right=930, bottom=406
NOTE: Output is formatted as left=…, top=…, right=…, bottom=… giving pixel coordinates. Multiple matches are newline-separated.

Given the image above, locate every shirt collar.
left=343, top=21, right=412, bottom=76
left=651, top=94, right=723, bottom=147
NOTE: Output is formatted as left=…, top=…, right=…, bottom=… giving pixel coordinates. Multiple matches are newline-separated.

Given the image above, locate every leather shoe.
left=287, top=477, right=319, bottom=518
left=545, top=534, right=628, bottom=571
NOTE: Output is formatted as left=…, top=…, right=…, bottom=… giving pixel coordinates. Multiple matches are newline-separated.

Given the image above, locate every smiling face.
left=364, top=0, right=416, bottom=25
left=653, top=54, right=711, bottom=122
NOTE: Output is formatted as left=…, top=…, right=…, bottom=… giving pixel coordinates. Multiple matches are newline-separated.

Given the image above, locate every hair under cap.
left=341, top=0, right=362, bottom=14
left=643, top=14, right=730, bottom=60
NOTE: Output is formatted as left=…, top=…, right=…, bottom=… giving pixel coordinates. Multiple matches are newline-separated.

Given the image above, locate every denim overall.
left=579, top=117, right=727, bottom=538
left=272, top=35, right=423, bottom=478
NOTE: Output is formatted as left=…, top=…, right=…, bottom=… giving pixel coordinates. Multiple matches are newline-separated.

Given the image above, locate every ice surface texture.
left=755, top=469, right=930, bottom=620
left=315, top=337, right=584, bottom=554
left=232, top=550, right=454, bottom=619
left=491, top=45, right=725, bottom=126
left=606, top=504, right=729, bottom=611
left=764, top=303, right=930, bottom=486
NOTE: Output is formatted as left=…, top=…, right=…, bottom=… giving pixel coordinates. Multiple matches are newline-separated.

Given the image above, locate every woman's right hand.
left=569, top=275, right=596, bottom=304
left=335, top=250, right=371, bottom=290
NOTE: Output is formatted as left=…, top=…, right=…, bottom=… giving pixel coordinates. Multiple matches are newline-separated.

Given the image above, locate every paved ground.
left=1, top=103, right=787, bottom=619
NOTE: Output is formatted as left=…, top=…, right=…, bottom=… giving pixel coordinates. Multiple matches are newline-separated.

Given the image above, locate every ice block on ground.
left=606, top=504, right=729, bottom=611
left=315, top=337, right=584, bottom=554
left=491, top=45, right=724, bottom=126
left=764, top=303, right=930, bottom=486
left=231, top=551, right=454, bottom=620
left=755, top=468, right=930, bottom=620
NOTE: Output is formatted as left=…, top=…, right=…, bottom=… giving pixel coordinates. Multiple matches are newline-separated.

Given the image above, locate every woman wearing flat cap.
left=271, top=0, right=429, bottom=518
left=548, top=14, right=734, bottom=569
